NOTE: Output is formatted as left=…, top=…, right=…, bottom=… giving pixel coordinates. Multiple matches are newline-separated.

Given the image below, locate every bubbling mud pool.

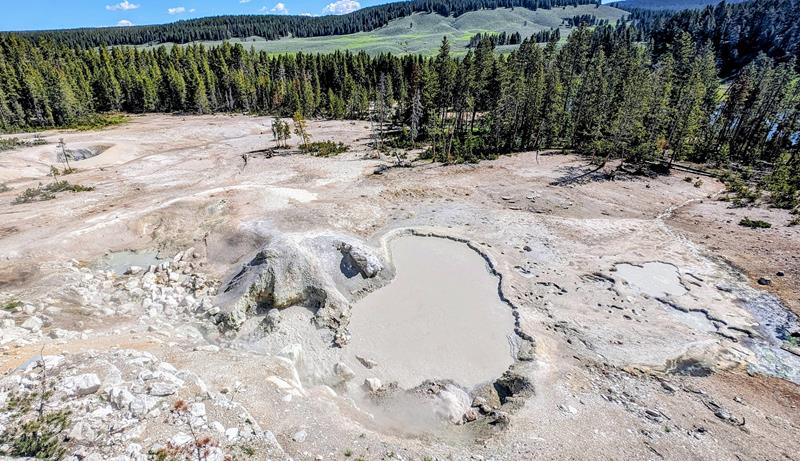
left=348, top=235, right=516, bottom=390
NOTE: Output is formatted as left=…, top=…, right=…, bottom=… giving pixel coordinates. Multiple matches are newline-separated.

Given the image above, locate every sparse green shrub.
left=12, top=180, right=94, bottom=204
left=0, top=136, right=47, bottom=152
left=0, top=362, right=71, bottom=460
left=0, top=183, right=9, bottom=193
left=738, top=217, right=772, bottom=229
left=1, top=299, right=22, bottom=311
left=767, top=152, right=800, bottom=210
left=719, top=171, right=759, bottom=207
left=302, top=140, right=348, bottom=157
left=69, top=113, right=128, bottom=131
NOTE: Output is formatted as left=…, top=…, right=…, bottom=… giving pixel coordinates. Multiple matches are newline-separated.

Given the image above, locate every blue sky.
left=0, top=0, right=382, bottom=31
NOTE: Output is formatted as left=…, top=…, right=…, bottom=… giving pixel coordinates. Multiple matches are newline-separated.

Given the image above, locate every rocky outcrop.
left=213, top=235, right=366, bottom=343
left=0, top=350, right=284, bottom=461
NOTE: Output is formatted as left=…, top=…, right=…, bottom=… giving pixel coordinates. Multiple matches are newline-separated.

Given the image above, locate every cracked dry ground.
left=1, top=114, right=799, bottom=461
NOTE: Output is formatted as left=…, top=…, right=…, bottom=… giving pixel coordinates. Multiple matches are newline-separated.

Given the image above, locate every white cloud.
left=267, top=2, right=289, bottom=14
left=117, top=19, right=134, bottom=26
left=299, top=12, right=316, bottom=16
left=168, top=6, right=194, bottom=14
left=106, top=1, right=140, bottom=11
left=240, top=0, right=251, bottom=2
left=322, top=0, right=360, bottom=15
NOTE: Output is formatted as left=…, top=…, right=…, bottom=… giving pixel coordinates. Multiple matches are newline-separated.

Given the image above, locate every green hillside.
left=138, top=5, right=628, bottom=56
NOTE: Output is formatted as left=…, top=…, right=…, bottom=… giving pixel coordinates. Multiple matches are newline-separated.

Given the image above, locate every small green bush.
left=69, top=113, right=128, bottom=131
left=302, top=140, right=348, bottom=157
left=738, top=217, right=772, bottom=229
left=13, top=180, right=94, bottom=204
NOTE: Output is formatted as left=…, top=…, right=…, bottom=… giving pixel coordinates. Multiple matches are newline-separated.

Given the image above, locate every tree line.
left=0, top=21, right=797, bottom=211
left=5, top=0, right=601, bottom=48
left=624, top=0, right=800, bottom=75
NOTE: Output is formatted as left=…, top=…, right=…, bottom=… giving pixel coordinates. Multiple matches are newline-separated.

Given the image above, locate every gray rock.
left=338, top=242, right=383, bottom=278
left=68, top=421, right=96, bottom=443
left=356, top=356, right=378, bottom=369
left=21, top=316, right=43, bottom=332
left=109, top=387, right=135, bottom=410
left=334, top=362, right=355, bottom=381
left=149, top=382, right=178, bottom=396
left=292, top=430, right=307, bottom=443
left=62, top=374, right=101, bottom=397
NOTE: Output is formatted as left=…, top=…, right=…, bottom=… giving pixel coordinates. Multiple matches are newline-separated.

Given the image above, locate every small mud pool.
left=615, top=262, right=687, bottom=298
left=348, top=235, right=515, bottom=389
left=99, top=250, right=164, bottom=275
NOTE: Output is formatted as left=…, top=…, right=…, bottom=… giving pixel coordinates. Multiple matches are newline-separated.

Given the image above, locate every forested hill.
left=6, top=0, right=602, bottom=48
left=630, top=0, right=800, bottom=75
left=610, top=0, right=747, bottom=10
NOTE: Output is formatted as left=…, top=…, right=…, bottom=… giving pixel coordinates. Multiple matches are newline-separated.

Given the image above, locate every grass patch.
left=738, top=217, right=772, bottom=229
left=1, top=299, right=22, bottom=312
left=69, top=113, right=128, bottom=131
left=13, top=180, right=94, bottom=205
left=302, top=140, right=348, bottom=157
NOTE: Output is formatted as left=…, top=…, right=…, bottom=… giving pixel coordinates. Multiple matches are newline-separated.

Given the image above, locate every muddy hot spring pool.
left=348, top=235, right=516, bottom=389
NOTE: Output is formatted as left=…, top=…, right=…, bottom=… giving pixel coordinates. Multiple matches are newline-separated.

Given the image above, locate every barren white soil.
left=0, top=114, right=799, bottom=461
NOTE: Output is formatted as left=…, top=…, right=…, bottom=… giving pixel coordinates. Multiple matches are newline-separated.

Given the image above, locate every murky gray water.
left=348, top=236, right=515, bottom=389
left=100, top=250, right=163, bottom=275
left=615, top=262, right=687, bottom=298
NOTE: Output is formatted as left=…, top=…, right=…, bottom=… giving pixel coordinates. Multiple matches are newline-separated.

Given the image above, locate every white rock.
left=364, top=378, right=382, bottom=392
left=170, top=433, right=193, bottom=447
left=211, top=421, right=225, bottom=434
left=292, top=430, right=307, bottom=443
left=130, top=396, right=158, bottom=418
left=190, top=402, right=206, bottom=418
left=20, top=316, right=43, bottom=332
left=149, top=382, right=178, bottom=396
left=109, top=387, right=135, bottom=410
left=225, top=427, right=240, bottom=441
left=62, top=374, right=101, bottom=397
left=68, top=421, right=96, bottom=442
left=334, top=362, right=355, bottom=381
left=125, top=266, right=144, bottom=275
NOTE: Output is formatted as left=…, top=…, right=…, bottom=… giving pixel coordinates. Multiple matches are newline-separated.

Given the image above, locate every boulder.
left=68, top=421, right=96, bottom=443
left=364, top=378, right=382, bottom=392
left=109, top=387, right=135, bottom=410
left=148, top=382, right=178, bottom=396
left=21, top=316, right=43, bottom=332
left=337, top=242, right=383, bottom=278
left=334, top=362, right=355, bottom=381
left=62, top=374, right=101, bottom=397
